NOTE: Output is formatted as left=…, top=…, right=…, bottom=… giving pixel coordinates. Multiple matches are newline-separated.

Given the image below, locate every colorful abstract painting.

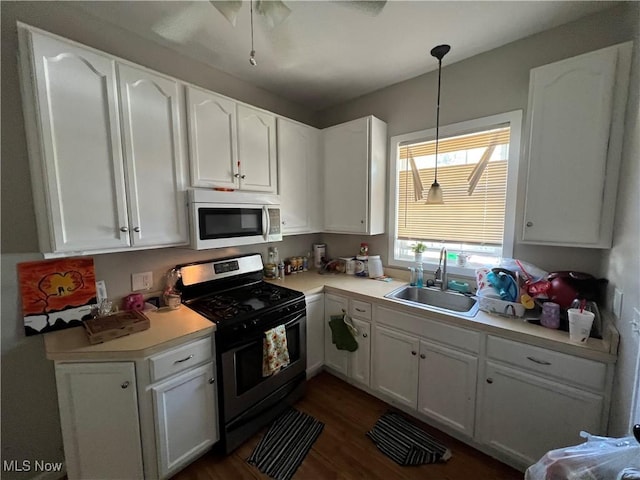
left=18, top=257, right=97, bottom=336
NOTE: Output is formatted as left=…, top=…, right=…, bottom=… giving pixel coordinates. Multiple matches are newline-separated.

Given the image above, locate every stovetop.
left=185, top=281, right=303, bottom=325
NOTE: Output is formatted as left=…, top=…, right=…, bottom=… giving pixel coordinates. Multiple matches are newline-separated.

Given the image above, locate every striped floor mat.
left=366, top=411, right=452, bottom=466
left=248, top=409, right=324, bottom=480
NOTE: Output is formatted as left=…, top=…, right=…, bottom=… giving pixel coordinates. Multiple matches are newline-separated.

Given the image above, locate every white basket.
left=477, top=295, right=525, bottom=318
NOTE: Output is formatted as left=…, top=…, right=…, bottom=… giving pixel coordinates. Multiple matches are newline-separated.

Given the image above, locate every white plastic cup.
left=567, top=308, right=595, bottom=344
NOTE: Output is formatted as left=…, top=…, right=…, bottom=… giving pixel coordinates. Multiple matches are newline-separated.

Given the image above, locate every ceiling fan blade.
left=332, top=0, right=387, bottom=16
left=256, top=0, right=291, bottom=29
left=152, top=4, right=210, bottom=43
left=210, top=0, right=243, bottom=26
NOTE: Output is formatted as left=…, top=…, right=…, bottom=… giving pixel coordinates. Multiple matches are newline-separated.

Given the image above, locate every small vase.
left=414, top=252, right=423, bottom=265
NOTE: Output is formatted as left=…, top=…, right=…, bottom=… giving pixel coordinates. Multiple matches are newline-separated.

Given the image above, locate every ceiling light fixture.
left=249, top=0, right=257, bottom=66
left=425, top=44, right=451, bottom=205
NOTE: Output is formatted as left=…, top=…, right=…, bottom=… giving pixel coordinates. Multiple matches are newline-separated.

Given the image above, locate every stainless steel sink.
left=384, top=285, right=479, bottom=317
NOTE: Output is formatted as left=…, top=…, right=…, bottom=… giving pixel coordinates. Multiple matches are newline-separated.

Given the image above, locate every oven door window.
left=198, top=207, right=263, bottom=240
left=235, top=322, right=301, bottom=396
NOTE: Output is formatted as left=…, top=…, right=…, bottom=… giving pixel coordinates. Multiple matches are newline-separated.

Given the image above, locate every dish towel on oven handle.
left=262, top=324, right=291, bottom=377
left=329, top=311, right=359, bottom=352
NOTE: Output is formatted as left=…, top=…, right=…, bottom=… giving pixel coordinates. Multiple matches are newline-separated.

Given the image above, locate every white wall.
left=601, top=2, right=640, bottom=435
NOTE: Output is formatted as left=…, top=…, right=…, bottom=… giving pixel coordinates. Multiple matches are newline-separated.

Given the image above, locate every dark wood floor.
left=173, top=372, right=523, bottom=480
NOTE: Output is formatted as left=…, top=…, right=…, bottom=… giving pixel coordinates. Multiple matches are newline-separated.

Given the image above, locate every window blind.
left=397, top=128, right=510, bottom=246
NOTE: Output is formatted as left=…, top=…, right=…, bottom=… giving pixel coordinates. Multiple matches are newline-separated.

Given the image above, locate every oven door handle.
left=277, top=313, right=304, bottom=331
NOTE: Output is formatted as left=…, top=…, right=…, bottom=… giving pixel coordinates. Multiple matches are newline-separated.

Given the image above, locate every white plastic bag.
left=525, top=431, right=640, bottom=480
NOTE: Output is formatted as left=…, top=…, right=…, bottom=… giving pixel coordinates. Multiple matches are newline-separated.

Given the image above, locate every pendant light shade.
left=425, top=44, right=450, bottom=204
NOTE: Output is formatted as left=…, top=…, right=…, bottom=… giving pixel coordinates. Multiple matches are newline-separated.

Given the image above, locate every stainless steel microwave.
left=188, top=189, right=282, bottom=250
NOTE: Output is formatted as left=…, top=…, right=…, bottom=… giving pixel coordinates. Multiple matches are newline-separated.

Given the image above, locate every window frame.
left=387, top=110, right=522, bottom=277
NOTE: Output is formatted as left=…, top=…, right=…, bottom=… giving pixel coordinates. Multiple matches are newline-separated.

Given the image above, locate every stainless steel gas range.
left=175, top=253, right=307, bottom=453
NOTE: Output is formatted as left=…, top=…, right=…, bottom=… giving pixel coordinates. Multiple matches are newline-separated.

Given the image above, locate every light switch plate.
left=613, top=288, right=623, bottom=318
left=132, top=272, right=153, bottom=291
left=95, top=280, right=107, bottom=302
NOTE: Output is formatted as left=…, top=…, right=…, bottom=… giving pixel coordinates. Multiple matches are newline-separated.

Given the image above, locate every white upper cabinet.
left=19, top=25, right=189, bottom=254
left=186, top=90, right=277, bottom=193
left=277, top=118, right=322, bottom=235
left=23, top=29, right=130, bottom=252
left=186, top=86, right=237, bottom=190
left=522, top=42, right=632, bottom=248
left=323, top=115, right=387, bottom=234
left=237, top=105, right=277, bottom=193
left=117, top=64, right=188, bottom=248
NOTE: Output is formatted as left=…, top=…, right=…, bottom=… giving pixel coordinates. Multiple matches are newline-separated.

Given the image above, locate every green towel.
left=329, top=314, right=358, bottom=352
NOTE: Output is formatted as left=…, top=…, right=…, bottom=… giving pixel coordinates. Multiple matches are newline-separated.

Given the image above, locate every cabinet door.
left=28, top=31, right=130, bottom=252
left=372, top=325, right=419, bottom=409
left=55, top=362, right=143, bottom=480
left=237, top=105, right=277, bottom=192
left=349, top=318, right=371, bottom=387
left=418, top=340, right=477, bottom=437
left=277, top=118, right=321, bottom=234
left=305, top=293, right=325, bottom=377
left=324, top=294, right=349, bottom=376
left=117, top=63, right=188, bottom=247
left=477, top=361, right=603, bottom=470
left=323, top=117, right=369, bottom=233
left=522, top=45, right=627, bottom=247
left=152, top=362, right=218, bottom=479
left=186, top=86, right=238, bottom=189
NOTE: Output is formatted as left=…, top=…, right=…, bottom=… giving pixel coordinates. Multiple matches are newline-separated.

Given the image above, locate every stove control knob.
left=251, top=319, right=259, bottom=326
left=241, top=323, right=248, bottom=330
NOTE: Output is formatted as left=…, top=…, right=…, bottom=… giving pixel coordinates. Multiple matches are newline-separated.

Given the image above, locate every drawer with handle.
left=486, top=335, right=606, bottom=392
left=350, top=300, right=372, bottom=320
left=149, top=336, right=213, bottom=382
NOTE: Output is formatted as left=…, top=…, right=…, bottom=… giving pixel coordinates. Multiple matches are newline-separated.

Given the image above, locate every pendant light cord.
left=250, top=0, right=255, bottom=52
left=434, top=57, right=442, bottom=184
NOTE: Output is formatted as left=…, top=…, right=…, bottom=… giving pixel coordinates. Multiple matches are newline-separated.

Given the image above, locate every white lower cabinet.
left=324, top=293, right=372, bottom=386
left=476, top=335, right=607, bottom=470
left=372, top=325, right=419, bottom=408
left=324, top=293, right=350, bottom=375
left=53, top=335, right=218, bottom=480
left=306, top=293, right=325, bottom=377
left=418, top=339, right=477, bottom=437
left=152, top=362, right=218, bottom=478
left=55, top=362, right=144, bottom=480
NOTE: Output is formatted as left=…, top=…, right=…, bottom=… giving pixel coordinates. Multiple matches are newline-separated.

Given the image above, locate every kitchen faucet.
left=434, top=247, right=447, bottom=290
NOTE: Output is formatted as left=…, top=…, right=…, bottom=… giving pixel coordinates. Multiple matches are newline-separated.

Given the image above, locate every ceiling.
left=75, top=1, right=616, bottom=111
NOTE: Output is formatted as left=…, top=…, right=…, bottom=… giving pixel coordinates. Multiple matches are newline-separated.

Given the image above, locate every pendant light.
left=425, top=44, right=451, bottom=205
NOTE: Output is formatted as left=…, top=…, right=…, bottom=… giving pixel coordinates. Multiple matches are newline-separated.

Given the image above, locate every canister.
left=313, top=244, right=326, bottom=269
left=368, top=255, right=383, bottom=278
left=355, top=255, right=368, bottom=277
left=343, top=257, right=356, bottom=275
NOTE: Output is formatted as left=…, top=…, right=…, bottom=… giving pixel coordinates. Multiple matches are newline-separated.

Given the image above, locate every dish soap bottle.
left=416, top=264, right=424, bottom=288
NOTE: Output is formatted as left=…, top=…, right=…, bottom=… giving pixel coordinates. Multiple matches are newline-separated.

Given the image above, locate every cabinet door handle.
left=411, top=351, right=417, bottom=356
left=120, top=226, right=129, bottom=232
left=208, top=377, right=215, bottom=384
left=174, top=354, right=194, bottom=364
left=241, top=174, right=246, bottom=179
left=527, top=356, right=552, bottom=365
left=121, top=381, right=130, bottom=389
left=133, top=226, right=141, bottom=233
left=234, top=173, right=240, bottom=178
left=355, top=308, right=366, bottom=312
left=420, top=354, right=426, bottom=359
left=362, top=333, right=368, bottom=338
left=526, top=221, right=533, bottom=227
left=486, top=378, right=494, bottom=384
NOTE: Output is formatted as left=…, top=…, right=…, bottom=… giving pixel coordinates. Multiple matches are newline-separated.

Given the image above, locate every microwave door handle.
left=263, top=206, right=270, bottom=240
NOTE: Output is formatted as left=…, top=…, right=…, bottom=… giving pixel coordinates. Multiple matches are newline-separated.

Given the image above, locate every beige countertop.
left=269, top=270, right=618, bottom=363
left=44, top=305, right=214, bottom=361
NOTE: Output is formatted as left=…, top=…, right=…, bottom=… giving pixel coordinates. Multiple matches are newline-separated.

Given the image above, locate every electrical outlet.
left=613, top=288, right=623, bottom=318
left=131, top=272, right=153, bottom=291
